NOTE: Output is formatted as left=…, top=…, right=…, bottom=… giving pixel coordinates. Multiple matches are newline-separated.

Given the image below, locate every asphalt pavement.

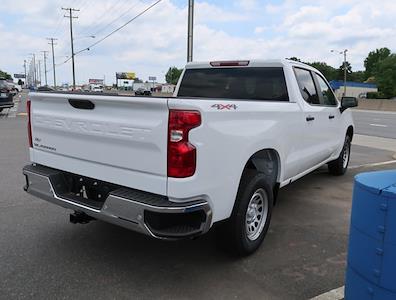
left=352, top=109, right=396, bottom=139
left=0, top=92, right=396, bottom=300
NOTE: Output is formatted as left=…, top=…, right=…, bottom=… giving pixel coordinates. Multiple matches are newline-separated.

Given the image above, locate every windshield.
left=178, top=67, right=289, bottom=101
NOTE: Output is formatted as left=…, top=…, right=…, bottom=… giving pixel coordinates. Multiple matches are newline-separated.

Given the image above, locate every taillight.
left=168, top=110, right=201, bottom=178
left=27, top=100, right=33, bottom=148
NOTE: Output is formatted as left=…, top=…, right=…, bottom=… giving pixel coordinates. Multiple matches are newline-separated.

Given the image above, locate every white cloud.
left=237, top=0, right=259, bottom=10
left=254, top=26, right=267, bottom=34
left=0, top=0, right=396, bottom=84
left=283, top=6, right=328, bottom=27
left=195, top=2, right=248, bottom=22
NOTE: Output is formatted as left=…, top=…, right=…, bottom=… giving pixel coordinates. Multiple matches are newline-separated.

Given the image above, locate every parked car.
left=5, top=82, right=18, bottom=96
left=135, top=87, right=152, bottom=96
left=59, top=84, right=70, bottom=91
left=37, top=86, right=54, bottom=92
left=12, top=84, right=22, bottom=93
left=23, top=59, right=357, bottom=255
left=0, top=79, right=14, bottom=112
left=81, top=85, right=91, bottom=92
left=92, top=85, right=104, bottom=93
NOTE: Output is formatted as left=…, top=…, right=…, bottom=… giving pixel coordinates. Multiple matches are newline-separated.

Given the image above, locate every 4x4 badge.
left=211, top=104, right=237, bottom=110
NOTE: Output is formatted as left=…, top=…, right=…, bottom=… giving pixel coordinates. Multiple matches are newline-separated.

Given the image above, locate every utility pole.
left=331, top=49, right=348, bottom=97
left=23, top=60, right=27, bottom=87
left=38, top=60, right=42, bottom=86
left=63, top=7, right=79, bottom=89
left=41, top=51, right=48, bottom=86
left=187, top=0, right=194, bottom=62
left=47, top=38, right=58, bottom=88
left=343, top=49, right=348, bottom=97
left=29, top=53, right=36, bottom=87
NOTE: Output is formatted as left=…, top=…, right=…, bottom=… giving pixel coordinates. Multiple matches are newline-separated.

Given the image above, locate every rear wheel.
left=218, top=171, right=273, bottom=256
left=328, top=135, right=351, bottom=175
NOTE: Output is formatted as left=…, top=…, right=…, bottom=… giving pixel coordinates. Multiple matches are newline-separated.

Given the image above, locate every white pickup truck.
left=23, top=59, right=357, bottom=255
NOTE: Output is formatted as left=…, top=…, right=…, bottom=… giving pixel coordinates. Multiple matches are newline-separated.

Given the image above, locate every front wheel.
left=218, top=172, right=273, bottom=256
left=328, top=135, right=351, bottom=176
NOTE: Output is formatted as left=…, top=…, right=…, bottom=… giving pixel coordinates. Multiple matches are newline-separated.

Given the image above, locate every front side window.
left=315, top=74, right=338, bottom=106
left=294, top=68, right=319, bottom=105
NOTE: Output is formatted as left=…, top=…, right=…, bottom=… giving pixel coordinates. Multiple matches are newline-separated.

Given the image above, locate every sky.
left=0, top=0, right=395, bottom=85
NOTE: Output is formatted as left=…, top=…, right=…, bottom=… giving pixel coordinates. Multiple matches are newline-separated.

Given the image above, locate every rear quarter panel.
left=167, top=98, right=303, bottom=223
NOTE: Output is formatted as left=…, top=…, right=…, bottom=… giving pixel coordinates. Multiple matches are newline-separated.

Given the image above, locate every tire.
left=0, top=108, right=3, bottom=112
left=328, top=135, right=351, bottom=176
left=218, top=171, right=273, bottom=256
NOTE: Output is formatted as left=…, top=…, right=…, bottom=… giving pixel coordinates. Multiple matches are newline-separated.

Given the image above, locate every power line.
left=90, top=1, right=141, bottom=37
left=63, top=0, right=163, bottom=63
left=76, top=0, right=92, bottom=12
left=76, top=0, right=129, bottom=36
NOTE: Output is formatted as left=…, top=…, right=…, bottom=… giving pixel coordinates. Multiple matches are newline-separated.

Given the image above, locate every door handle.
left=306, top=116, right=315, bottom=122
left=329, top=115, right=335, bottom=119
left=68, top=99, right=95, bottom=110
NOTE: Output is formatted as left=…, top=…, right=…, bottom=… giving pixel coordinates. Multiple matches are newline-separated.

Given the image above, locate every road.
left=0, top=92, right=396, bottom=300
left=352, top=109, right=396, bottom=139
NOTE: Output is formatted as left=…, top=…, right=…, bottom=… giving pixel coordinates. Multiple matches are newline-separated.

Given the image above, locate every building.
left=118, top=79, right=134, bottom=90
left=329, top=80, right=378, bottom=99
left=160, top=84, right=176, bottom=94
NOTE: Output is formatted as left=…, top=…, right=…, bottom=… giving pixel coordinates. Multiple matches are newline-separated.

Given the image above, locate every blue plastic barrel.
left=346, top=170, right=396, bottom=300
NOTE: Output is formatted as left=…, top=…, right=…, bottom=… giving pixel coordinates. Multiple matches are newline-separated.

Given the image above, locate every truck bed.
left=28, top=92, right=170, bottom=195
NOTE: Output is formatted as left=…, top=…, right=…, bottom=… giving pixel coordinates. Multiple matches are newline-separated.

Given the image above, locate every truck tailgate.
left=29, top=92, right=169, bottom=195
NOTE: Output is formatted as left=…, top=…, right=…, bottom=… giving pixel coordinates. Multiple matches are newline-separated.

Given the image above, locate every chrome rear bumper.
left=23, top=164, right=212, bottom=239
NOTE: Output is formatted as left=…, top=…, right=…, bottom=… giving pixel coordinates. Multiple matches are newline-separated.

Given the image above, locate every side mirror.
left=340, top=96, right=358, bottom=112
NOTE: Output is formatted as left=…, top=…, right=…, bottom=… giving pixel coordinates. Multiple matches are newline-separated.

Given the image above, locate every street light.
left=331, top=49, right=348, bottom=97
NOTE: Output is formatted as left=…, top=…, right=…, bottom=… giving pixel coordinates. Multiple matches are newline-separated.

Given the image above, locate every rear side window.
left=294, top=68, right=319, bottom=105
left=177, top=67, right=289, bottom=101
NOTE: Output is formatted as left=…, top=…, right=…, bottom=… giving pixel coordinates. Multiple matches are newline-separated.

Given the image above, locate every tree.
left=306, top=62, right=337, bottom=81
left=375, top=54, right=396, bottom=98
left=364, top=48, right=391, bottom=79
left=349, top=71, right=365, bottom=83
left=165, top=67, right=183, bottom=85
left=133, top=78, right=143, bottom=83
left=0, top=70, right=12, bottom=80
left=337, top=61, right=352, bottom=81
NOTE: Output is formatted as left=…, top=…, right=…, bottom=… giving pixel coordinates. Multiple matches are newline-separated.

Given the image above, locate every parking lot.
left=1, top=91, right=396, bottom=299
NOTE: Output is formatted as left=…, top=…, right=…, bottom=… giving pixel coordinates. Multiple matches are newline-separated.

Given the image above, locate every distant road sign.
left=14, top=74, right=26, bottom=79
left=149, top=76, right=157, bottom=81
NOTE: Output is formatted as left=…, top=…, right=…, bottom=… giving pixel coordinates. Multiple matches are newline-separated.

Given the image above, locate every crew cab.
left=23, top=59, right=357, bottom=255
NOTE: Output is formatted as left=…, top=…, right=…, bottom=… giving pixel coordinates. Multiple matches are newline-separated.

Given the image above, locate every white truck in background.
left=23, top=59, right=357, bottom=255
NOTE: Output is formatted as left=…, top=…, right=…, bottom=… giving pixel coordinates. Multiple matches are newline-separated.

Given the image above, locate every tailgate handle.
left=68, top=99, right=95, bottom=110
